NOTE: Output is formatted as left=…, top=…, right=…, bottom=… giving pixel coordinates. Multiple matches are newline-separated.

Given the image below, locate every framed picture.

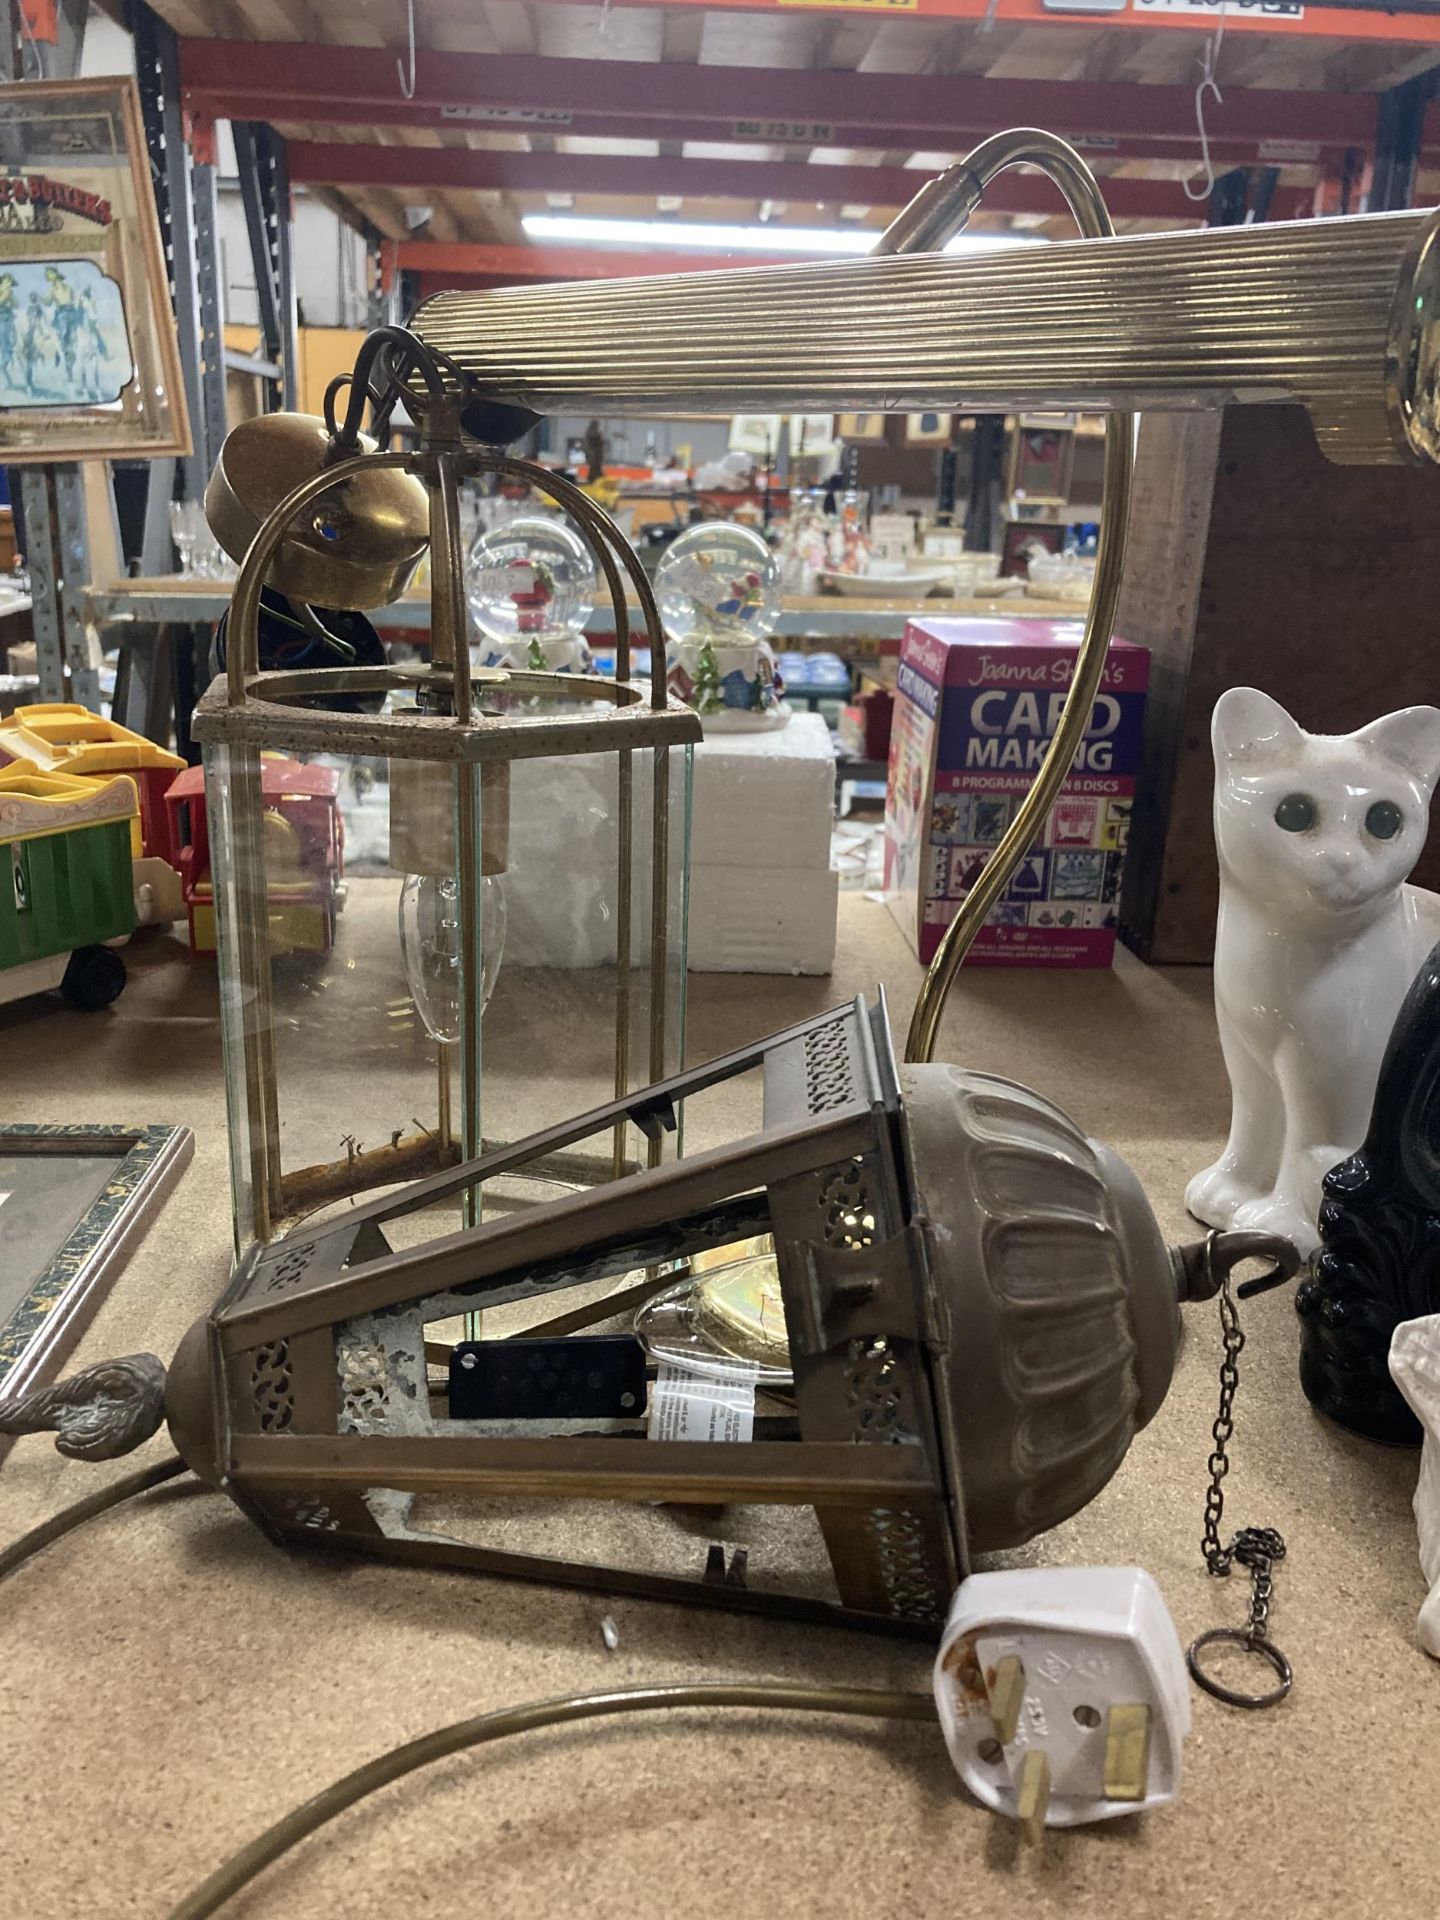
left=836, top=412, right=886, bottom=444
left=728, top=413, right=784, bottom=458
left=0, top=76, right=190, bottom=462
left=787, top=413, right=836, bottom=460
left=1007, top=420, right=1076, bottom=503
left=0, top=1122, right=193, bottom=1436
left=905, top=411, right=954, bottom=445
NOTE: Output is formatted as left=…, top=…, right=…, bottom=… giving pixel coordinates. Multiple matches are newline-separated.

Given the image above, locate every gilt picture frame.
left=835, top=411, right=887, bottom=444
left=905, top=411, right=954, bottom=445
left=0, top=1122, right=193, bottom=1441
left=0, top=76, right=190, bottom=462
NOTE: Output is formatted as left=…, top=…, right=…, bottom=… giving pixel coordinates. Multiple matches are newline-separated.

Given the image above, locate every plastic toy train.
left=0, top=703, right=184, bottom=925
left=0, top=767, right=136, bottom=1009
left=164, top=754, right=343, bottom=956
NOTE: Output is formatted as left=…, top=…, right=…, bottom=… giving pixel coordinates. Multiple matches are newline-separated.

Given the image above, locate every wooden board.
left=1119, top=403, right=1440, bottom=965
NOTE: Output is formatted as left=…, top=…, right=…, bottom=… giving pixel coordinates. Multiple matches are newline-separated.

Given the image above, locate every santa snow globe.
left=656, top=521, right=787, bottom=732
left=467, top=515, right=597, bottom=674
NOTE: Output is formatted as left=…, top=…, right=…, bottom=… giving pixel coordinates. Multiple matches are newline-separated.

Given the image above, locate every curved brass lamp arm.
left=899, top=130, right=1135, bottom=1064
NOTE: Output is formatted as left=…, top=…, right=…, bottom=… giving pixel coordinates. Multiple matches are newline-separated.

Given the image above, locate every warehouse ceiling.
left=148, top=0, right=1440, bottom=274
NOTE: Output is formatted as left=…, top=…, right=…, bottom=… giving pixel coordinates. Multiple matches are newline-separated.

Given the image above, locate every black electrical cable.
left=324, top=330, right=480, bottom=448
left=170, top=1681, right=939, bottom=1920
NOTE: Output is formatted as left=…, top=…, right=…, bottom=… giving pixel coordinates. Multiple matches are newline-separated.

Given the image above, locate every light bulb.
left=398, top=870, right=507, bottom=1045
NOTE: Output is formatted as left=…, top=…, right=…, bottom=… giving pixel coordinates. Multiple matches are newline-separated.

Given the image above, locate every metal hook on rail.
left=397, top=0, right=417, bottom=101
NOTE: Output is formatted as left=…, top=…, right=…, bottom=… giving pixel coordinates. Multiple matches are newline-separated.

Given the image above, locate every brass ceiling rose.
left=205, top=411, right=430, bottom=610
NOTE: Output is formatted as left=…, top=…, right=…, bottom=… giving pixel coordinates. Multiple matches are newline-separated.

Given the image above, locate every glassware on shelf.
left=168, top=497, right=198, bottom=576
left=169, top=496, right=234, bottom=580
left=1025, top=547, right=1095, bottom=603
left=656, top=521, right=787, bottom=732
left=467, top=514, right=597, bottom=673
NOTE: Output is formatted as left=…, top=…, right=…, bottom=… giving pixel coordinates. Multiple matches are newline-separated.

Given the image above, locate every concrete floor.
left=0, top=895, right=1431, bottom=1920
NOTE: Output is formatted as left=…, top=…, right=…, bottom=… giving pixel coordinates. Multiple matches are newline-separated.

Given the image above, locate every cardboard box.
left=884, top=616, right=1149, bottom=968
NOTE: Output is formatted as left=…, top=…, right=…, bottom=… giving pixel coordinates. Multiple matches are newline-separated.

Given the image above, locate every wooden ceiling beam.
left=291, top=138, right=1313, bottom=221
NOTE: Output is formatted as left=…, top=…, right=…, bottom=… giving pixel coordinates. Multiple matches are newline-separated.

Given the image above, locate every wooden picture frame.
left=0, top=1122, right=193, bottom=1440
left=787, top=413, right=836, bottom=459
left=836, top=411, right=886, bottom=444
left=905, top=411, right=954, bottom=446
left=0, top=76, right=190, bottom=462
left=728, top=413, right=784, bottom=457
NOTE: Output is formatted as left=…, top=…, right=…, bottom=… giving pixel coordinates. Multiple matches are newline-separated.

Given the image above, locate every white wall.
left=81, top=15, right=366, bottom=330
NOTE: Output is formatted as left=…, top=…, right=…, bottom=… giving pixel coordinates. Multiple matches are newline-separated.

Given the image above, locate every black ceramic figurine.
left=1296, top=940, right=1440, bottom=1442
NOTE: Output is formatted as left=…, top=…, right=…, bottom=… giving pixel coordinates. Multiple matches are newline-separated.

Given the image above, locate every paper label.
left=668, top=552, right=732, bottom=610
left=731, top=120, right=835, bottom=144
left=1131, top=0, right=1303, bottom=16
left=648, top=1363, right=757, bottom=1444
left=440, top=105, right=574, bottom=126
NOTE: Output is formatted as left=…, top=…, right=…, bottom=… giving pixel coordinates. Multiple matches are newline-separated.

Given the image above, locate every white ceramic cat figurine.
left=1187, top=687, right=1440, bottom=1255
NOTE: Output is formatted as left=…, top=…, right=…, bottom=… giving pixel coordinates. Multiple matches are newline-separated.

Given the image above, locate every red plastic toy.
left=164, top=755, right=344, bottom=956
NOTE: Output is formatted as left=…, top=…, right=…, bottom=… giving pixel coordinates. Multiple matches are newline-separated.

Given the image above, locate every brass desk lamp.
left=410, top=127, right=1440, bottom=1057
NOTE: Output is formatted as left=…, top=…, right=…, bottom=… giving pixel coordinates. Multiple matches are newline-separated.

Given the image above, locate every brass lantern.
left=154, top=993, right=1293, bottom=1632
left=192, top=331, right=698, bottom=1257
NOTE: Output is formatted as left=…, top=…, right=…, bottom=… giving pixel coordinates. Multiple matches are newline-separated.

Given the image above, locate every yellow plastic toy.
left=0, top=703, right=184, bottom=924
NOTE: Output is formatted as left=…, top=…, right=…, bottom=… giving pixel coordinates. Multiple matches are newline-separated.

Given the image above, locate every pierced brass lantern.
left=158, top=993, right=1292, bottom=1633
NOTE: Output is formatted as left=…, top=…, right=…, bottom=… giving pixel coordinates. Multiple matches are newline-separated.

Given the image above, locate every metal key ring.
left=1186, top=1627, right=1293, bottom=1709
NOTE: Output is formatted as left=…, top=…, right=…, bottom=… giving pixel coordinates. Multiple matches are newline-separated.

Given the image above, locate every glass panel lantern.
left=194, top=369, right=698, bottom=1258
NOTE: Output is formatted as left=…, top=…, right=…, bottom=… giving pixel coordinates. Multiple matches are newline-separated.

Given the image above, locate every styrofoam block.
left=503, top=753, right=621, bottom=968
left=687, top=863, right=838, bottom=975
left=691, top=711, right=836, bottom=871
left=498, top=734, right=836, bottom=969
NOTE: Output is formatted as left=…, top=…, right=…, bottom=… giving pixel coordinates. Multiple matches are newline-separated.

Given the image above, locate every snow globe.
left=467, top=514, right=597, bottom=675
left=657, top=521, right=787, bottom=732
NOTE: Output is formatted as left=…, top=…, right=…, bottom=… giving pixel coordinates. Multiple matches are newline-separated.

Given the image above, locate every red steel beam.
left=244, top=96, right=1349, bottom=168
left=182, top=43, right=1406, bottom=157
left=292, top=139, right=1312, bottom=222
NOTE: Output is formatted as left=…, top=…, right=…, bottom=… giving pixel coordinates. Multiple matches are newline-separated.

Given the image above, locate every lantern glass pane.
left=204, top=728, right=690, bottom=1259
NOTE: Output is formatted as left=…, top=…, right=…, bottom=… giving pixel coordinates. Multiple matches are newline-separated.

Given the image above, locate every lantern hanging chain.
left=321, top=328, right=477, bottom=450
left=397, top=0, right=418, bottom=100
left=1186, top=1272, right=1293, bottom=1710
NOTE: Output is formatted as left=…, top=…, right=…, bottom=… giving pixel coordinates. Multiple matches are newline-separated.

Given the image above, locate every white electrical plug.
left=933, top=1566, right=1190, bottom=1832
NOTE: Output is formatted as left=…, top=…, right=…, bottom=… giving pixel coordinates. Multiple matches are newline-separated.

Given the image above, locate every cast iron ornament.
left=1296, top=940, right=1440, bottom=1443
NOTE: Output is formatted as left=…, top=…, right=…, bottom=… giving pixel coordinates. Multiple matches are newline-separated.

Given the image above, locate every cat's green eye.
left=1274, top=792, right=1316, bottom=833
left=1365, top=800, right=1403, bottom=840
